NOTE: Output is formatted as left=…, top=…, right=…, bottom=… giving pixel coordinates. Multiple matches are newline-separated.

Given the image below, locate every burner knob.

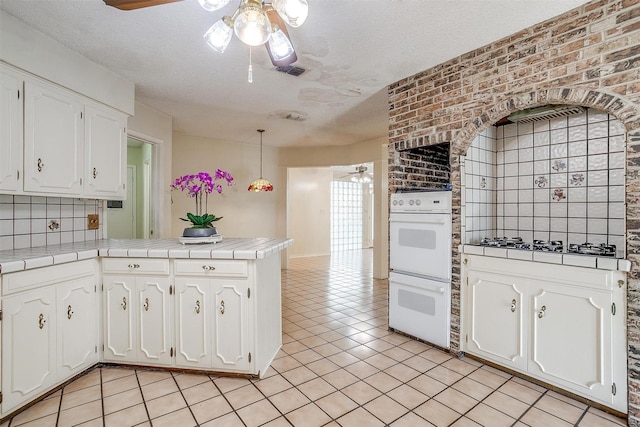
left=409, top=200, right=414, bottom=205
left=398, top=200, right=404, bottom=206
left=416, top=199, right=421, bottom=206
left=392, top=200, right=397, bottom=206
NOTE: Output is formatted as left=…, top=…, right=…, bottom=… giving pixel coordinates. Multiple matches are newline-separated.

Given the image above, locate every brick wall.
left=387, top=0, right=640, bottom=422
left=391, top=143, right=450, bottom=190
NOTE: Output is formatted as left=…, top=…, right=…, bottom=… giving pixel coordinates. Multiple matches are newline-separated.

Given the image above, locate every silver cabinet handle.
left=37, top=158, right=44, bottom=172
left=202, top=265, right=216, bottom=271
left=219, top=300, right=225, bottom=315
left=143, top=297, right=149, bottom=312
left=510, top=299, right=516, bottom=313
left=67, top=305, right=74, bottom=320
left=93, top=167, right=98, bottom=179
left=195, top=300, right=201, bottom=314
left=537, top=305, right=546, bottom=318
left=121, top=297, right=127, bottom=311
left=38, top=313, right=46, bottom=329
left=127, top=263, right=140, bottom=269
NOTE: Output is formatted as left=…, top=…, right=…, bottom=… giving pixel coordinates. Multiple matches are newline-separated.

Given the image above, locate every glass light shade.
left=197, top=0, right=231, bottom=12
left=203, top=17, right=233, bottom=53
left=268, top=27, right=295, bottom=61
left=273, top=0, right=308, bottom=27
left=248, top=178, right=274, bottom=192
left=351, top=175, right=371, bottom=184
left=233, top=0, right=271, bottom=46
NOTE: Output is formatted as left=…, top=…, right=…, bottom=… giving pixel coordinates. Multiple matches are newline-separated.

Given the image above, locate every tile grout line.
left=134, top=370, right=153, bottom=427
left=169, top=372, right=199, bottom=426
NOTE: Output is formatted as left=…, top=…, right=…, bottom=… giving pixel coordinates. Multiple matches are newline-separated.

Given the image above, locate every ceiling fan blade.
left=103, top=0, right=183, bottom=10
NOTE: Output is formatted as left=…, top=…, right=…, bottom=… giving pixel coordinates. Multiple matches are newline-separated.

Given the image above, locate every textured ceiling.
left=0, top=0, right=590, bottom=147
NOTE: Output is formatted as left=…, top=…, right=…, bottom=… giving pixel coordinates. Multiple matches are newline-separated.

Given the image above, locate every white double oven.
left=388, top=191, right=452, bottom=348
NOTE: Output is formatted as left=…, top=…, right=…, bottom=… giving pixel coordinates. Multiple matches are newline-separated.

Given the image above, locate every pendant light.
left=248, top=129, right=274, bottom=192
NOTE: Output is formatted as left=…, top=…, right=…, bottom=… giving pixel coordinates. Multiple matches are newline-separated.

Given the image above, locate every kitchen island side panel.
left=254, top=253, right=283, bottom=378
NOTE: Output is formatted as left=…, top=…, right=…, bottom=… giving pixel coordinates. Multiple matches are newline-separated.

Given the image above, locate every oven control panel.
left=390, top=191, right=451, bottom=213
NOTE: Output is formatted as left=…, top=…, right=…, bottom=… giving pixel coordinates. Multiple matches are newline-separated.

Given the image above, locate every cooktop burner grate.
left=479, top=237, right=617, bottom=256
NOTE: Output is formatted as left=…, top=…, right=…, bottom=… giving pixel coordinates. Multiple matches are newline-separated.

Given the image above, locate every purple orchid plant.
left=171, top=169, right=234, bottom=228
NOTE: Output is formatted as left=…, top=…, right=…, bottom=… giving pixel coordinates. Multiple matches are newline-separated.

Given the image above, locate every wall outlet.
left=87, top=214, right=99, bottom=230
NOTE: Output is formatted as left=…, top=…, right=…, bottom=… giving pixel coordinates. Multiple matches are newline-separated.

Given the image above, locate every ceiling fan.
left=340, top=165, right=373, bottom=183
left=103, top=0, right=305, bottom=69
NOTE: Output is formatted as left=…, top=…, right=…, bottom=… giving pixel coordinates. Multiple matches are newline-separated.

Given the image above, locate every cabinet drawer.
left=2, top=260, right=97, bottom=295
left=174, top=260, right=248, bottom=277
left=101, top=258, right=170, bottom=275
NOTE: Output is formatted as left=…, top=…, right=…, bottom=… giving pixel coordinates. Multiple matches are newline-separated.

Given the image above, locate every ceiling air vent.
left=507, top=105, right=585, bottom=123
left=268, top=110, right=309, bottom=121
left=276, top=65, right=306, bottom=76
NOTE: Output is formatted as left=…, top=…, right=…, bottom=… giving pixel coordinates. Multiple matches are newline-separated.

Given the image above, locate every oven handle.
left=392, top=277, right=446, bottom=294
left=389, top=218, right=447, bottom=225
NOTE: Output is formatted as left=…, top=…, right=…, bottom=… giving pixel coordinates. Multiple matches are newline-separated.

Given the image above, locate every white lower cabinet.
left=102, top=258, right=172, bottom=366
left=174, top=260, right=253, bottom=374
left=1, top=260, right=98, bottom=416
left=463, top=254, right=626, bottom=412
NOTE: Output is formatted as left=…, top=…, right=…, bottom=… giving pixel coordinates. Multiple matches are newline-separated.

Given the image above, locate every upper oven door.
left=389, top=212, right=452, bottom=281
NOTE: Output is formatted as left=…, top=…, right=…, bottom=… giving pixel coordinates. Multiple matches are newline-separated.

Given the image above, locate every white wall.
left=287, top=168, right=332, bottom=258
left=0, top=10, right=134, bottom=114
left=171, top=133, right=279, bottom=239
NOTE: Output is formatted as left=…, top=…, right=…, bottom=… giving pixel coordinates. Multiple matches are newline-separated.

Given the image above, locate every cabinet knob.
left=127, top=263, right=140, bottom=269
left=537, top=305, right=546, bottom=319
left=195, top=300, right=201, bottom=314
left=202, top=265, right=216, bottom=271
left=219, top=300, right=225, bottom=315
left=67, top=305, right=74, bottom=320
left=37, top=158, right=44, bottom=172
left=38, top=313, right=46, bottom=329
left=121, top=297, right=127, bottom=311
left=510, top=299, right=516, bottom=313
left=143, top=297, right=149, bottom=312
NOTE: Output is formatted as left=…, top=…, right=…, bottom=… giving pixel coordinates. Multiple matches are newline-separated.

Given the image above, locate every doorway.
left=106, top=136, right=154, bottom=238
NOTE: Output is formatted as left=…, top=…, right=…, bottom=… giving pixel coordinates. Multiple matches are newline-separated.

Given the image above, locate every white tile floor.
left=0, top=250, right=628, bottom=426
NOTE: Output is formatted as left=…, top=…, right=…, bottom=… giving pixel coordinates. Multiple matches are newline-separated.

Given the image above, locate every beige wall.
left=287, top=168, right=332, bottom=258
left=171, top=133, right=279, bottom=239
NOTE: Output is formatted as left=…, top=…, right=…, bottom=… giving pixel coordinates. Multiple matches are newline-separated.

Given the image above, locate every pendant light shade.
left=248, top=129, right=274, bottom=192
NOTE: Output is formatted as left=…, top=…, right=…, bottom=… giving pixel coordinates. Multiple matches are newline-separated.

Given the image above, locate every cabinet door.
left=212, top=279, right=251, bottom=372
left=57, top=277, right=98, bottom=378
left=103, top=276, right=136, bottom=361
left=0, top=66, right=23, bottom=193
left=530, top=283, right=613, bottom=403
left=2, top=287, right=57, bottom=414
left=137, top=277, right=172, bottom=366
left=175, top=278, right=212, bottom=368
left=24, top=80, right=83, bottom=195
left=84, top=104, right=126, bottom=199
left=466, top=269, right=527, bottom=371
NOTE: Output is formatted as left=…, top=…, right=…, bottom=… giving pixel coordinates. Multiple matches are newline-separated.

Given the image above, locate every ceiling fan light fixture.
left=203, top=16, right=234, bottom=53
left=268, top=26, right=295, bottom=62
left=273, top=0, right=308, bottom=28
left=233, top=0, right=271, bottom=46
left=197, top=0, right=231, bottom=12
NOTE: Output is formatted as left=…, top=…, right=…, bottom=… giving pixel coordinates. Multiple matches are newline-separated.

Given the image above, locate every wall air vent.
left=507, top=105, right=585, bottom=123
left=275, top=65, right=306, bottom=76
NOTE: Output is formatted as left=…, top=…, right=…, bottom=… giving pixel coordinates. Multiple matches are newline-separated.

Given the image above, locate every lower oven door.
left=388, top=272, right=450, bottom=348
left=389, top=212, right=451, bottom=280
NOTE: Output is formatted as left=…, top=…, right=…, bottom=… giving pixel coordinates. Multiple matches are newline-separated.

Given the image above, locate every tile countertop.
left=0, top=238, right=294, bottom=274
left=461, top=244, right=631, bottom=272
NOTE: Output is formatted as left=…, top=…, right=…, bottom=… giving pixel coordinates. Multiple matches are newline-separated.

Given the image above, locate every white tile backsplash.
left=462, top=108, right=626, bottom=256
left=0, top=196, right=103, bottom=251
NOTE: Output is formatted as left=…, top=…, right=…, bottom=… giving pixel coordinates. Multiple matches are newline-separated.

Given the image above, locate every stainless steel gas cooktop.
left=479, top=237, right=616, bottom=257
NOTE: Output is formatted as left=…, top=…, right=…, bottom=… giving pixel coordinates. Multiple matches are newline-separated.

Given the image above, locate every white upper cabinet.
left=84, top=103, right=126, bottom=199
left=0, top=65, right=24, bottom=193
left=0, top=64, right=128, bottom=200
left=23, top=79, right=83, bottom=195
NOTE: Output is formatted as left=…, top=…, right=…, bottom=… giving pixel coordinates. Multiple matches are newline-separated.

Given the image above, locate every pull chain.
left=248, top=46, right=253, bottom=83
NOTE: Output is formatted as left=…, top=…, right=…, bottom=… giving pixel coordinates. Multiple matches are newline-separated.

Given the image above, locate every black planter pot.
left=182, top=227, right=217, bottom=237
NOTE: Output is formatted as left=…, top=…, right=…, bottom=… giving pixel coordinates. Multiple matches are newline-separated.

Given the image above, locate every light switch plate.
left=87, top=214, right=99, bottom=230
